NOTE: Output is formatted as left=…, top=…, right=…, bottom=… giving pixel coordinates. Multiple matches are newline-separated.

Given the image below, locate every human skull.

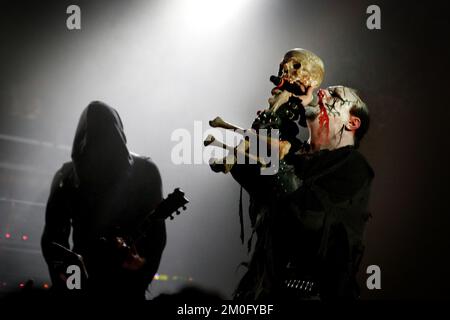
left=278, top=48, right=325, bottom=89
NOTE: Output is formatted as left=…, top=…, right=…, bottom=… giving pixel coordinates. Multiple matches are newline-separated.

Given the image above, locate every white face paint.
left=305, top=86, right=357, bottom=151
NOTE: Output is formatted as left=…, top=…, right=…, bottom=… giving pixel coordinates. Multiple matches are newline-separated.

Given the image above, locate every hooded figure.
left=41, top=101, right=166, bottom=299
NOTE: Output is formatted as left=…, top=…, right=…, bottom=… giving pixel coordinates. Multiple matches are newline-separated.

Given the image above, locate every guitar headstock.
left=152, top=188, right=189, bottom=221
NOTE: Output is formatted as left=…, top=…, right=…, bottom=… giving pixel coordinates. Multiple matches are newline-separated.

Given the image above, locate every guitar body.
left=50, top=188, right=188, bottom=293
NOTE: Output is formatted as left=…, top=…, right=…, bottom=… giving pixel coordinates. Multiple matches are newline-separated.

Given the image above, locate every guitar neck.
left=129, top=208, right=159, bottom=244
left=127, top=188, right=188, bottom=244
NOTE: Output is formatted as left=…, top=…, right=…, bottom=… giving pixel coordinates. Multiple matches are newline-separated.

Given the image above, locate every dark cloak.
left=41, top=101, right=166, bottom=299
left=232, top=146, right=374, bottom=300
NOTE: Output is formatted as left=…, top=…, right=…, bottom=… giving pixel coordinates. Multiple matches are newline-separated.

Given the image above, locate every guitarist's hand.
left=121, top=243, right=146, bottom=271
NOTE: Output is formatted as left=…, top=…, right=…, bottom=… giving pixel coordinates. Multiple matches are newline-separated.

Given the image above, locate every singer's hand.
left=295, top=86, right=315, bottom=107
left=268, top=89, right=292, bottom=112
left=279, top=140, right=291, bottom=160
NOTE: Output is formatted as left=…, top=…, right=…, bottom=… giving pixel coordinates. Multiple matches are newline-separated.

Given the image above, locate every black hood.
left=71, top=101, right=133, bottom=188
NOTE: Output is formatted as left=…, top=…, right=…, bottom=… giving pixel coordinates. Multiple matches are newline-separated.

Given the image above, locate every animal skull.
left=278, top=48, right=325, bottom=90
left=269, top=48, right=325, bottom=111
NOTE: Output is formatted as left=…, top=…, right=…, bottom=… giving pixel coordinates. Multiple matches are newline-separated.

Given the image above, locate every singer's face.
left=305, top=89, right=352, bottom=151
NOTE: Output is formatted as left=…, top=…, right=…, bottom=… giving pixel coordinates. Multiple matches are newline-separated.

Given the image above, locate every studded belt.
left=283, top=278, right=319, bottom=297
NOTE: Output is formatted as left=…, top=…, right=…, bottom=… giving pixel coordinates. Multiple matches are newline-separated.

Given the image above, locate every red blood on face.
left=317, top=89, right=330, bottom=145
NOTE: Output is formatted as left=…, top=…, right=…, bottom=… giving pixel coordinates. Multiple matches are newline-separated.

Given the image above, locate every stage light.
left=22, top=235, right=29, bottom=241
left=5, top=233, right=11, bottom=239
left=168, top=0, right=253, bottom=34
left=159, top=274, right=169, bottom=281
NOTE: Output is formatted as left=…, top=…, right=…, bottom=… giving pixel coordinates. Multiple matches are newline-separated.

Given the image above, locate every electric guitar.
left=50, top=188, right=189, bottom=287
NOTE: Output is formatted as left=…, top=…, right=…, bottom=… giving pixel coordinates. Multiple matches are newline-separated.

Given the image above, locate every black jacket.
left=232, top=146, right=374, bottom=300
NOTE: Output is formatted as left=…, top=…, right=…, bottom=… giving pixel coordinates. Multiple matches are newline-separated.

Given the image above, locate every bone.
left=208, top=155, right=236, bottom=174
left=203, top=134, right=267, bottom=166
left=209, top=116, right=245, bottom=131
left=208, top=116, right=284, bottom=162
left=203, top=134, right=216, bottom=147
left=203, top=134, right=234, bottom=152
left=208, top=116, right=275, bottom=149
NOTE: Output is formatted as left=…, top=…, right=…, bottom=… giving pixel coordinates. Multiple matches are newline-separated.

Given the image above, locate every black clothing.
left=41, top=101, right=166, bottom=299
left=232, top=146, right=374, bottom=300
